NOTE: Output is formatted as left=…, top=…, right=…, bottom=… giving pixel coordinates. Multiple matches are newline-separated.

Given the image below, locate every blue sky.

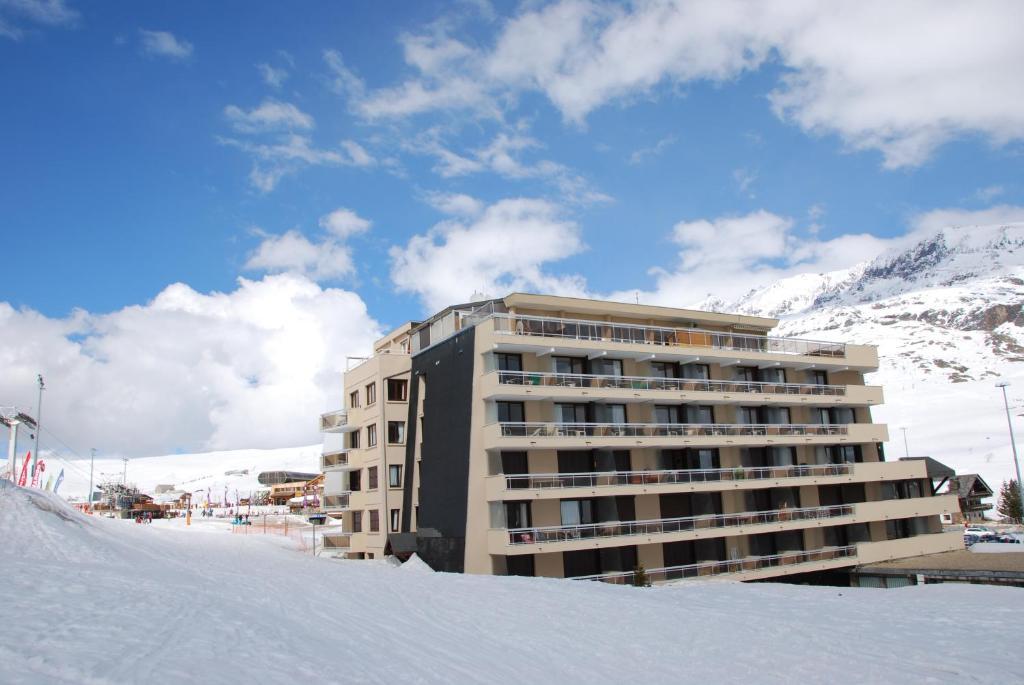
left=2, top=0, right=1023, bottom=456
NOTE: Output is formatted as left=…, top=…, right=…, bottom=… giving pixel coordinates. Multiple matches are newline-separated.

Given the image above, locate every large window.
left=366, top=424, right=377, bottom=447
left=367, top=466, right=379, bottom=490
left=390, top=509, right=400, bottom=532
left=387, top=421, right=405, bottom=444
left=349, top=390, right=360, bottom=408
left=555, top=403, right=588, bottom=423
left=650, top=361, right=678, bottom=378
left=763, top=407, right=790, bottom=424
left=388, top=464, right=403, bottom=488
left=495, top=352, right=523, bottom=371
left=497, top=401, right=526, bottom=423
left=686, top=405, right=715, bottom=423
left=365, top=382, right=377, bottom=405
left=369, top=510, right=380, bottom=533
left=590, top=358, right=623, bottom=376
left=734, top=366, right=757, bottom=382
left=654, top=405, right=682, bottom=424
left=560, top=499, right=596, bottom=526
left=387, top=379, right=408, bottom=402
left=594, top=403, right=626, bottom=423
left=505, top=501, right=531, bottom=529
left=759, top=367, right=786, bottom=384
left=811, top=370, right=829, bottom=386
left=680, top=363, right=710, bottom=380
left=737, top=406, right=760, bottom=424
left=352, top=510, right=362, bottom=533
left=349, top=430, right=360, bottom=449
left=553, top=356, right=585, bottom=375
left=349, top=470, right=361, bottom=492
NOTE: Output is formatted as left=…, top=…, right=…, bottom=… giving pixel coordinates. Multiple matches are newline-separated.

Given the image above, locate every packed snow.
left=2, top=480, right=1023, bottom=684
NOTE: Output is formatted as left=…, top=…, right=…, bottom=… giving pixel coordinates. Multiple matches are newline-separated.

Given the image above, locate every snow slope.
left=2, top=481, right=1023, bottom=684
left=705, top=222, right=1024, bottom=497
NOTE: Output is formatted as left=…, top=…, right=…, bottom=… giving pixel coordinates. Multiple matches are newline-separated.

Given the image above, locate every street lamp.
left=995, top=381, right=1024, bottom=518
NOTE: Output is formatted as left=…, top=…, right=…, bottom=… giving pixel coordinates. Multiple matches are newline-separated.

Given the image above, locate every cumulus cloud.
left=909, top=205, right=1024, bottom=235
left=344, top=0, right=1024, bottom=168
left=0, top=274, right=381, bottom=457
left=224, top=99, right=313, bottom=133
left=219, top=134, right=376, bottom=192
left=390, top=198, right=589, bottom=311
left=423, top=191, right=484, bottom=217
left=257, top=62, right=288, bottom=88
left=0, top=0, right=77, bottom=39
left=139, top=29, right=193, bottom=61
left=245, top=207, right=371, bottom=281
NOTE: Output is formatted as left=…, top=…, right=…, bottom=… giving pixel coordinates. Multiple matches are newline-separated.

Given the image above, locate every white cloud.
left=390, top=198, right=589, bottom=311
left=974, top=186, right=1005, bottom=203
left=323, top=49, right=366, bottom=98
left=615, top=209, right=898, bottom=306
left=0, top=0, right=77, bottom=39
left=909, top=205, right=1024, bottom=235
left=257, top=62, right=288, bottom=88
left=423, top=191, right=484, bottom=217
left=224, top=99, right=314, bottom=133
left=0, top=274, right=380, bottom=456
left=219, top=134, right=376, bottom=192
left=732, top=168, right=757, bottom=197
left=244, top=230, right=356, bottom=281
left=628, top=135, right=677, bottom=165
left=347, top=0, right=1024, bottom=168
left=138, top=29, right=193, bottom=61
left=319, top=208, right=371, bottom=239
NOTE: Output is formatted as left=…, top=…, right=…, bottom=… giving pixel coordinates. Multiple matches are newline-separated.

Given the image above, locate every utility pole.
left=89, top=448, right=96, bottom=510
left=31, top=375, right=44, bottom=479
left=996, top=382, right=1024, bottom=516
left=900, top=427, right=910, bottom=458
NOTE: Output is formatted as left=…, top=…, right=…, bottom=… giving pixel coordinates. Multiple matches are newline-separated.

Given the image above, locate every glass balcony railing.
left=319, top=410, right=348, bottom=432
left=571, top=546, right=858, bottom=584
left=320, top=450, right=350, bottom=470
left=491, top=370, right=848, bottom=395
left=496, top=422, right=849, bottom=438
left=491, top=313, right=846, bottom=357
left=500, top=463, right=853, bottom=490
left=322, top=493, right=351, bottom=511
left=504, top=504, right=853, bottom=545
left=321, top=531, right=352, bottom=549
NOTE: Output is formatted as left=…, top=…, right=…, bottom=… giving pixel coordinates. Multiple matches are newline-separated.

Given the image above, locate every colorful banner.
left=31, top=459, right=45, bottom=488
left=17, top=452, right=31, bottom=487
left=44, top=474, right=54, bottom=491
left=53, top=468, right=65, bottom=494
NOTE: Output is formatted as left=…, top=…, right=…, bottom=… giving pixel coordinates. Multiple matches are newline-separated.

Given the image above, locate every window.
left=349, top=470, right=361, bottom=492
left=553, top=356, right=585, bottom=375
left=811, top=370, right=829, bottom=386
left=387, top=379, right=408, bottom=402
left=389, top=464, right=403, bottom=488
left=590, top=358, right=623, bottom=376
left=759, top=367, right=786, bottom=384
left=365, top=382, right=377, bottom=405
left=654, top=404, right=682, bottom=423
left=555, top=403, right=588, bottom=423
left=352, top=510, right=363, bottom=533
left=496, top=353, right=523, bottom=372
left=680, top=363, right=710, bottom=380
left=390, top=509, right=400, bottom=532
left=559, top=499, right=595, bottom=526
left=349, top=390, right=360, bottom=409
left=737, top=406, right=760, bottom=424
left=367, top=466, right=379, bottom=490
left=366, top=424, right=377, bottom=447
left=650, top=361, right=678, bottom=378
left=387, top=421, right=406, bottom=444
left=686, top=405, right=714, bottom=424
left=369, top=510, right=380, bottom=533
left=505, top=501, right=531, bottom=528
left=349, top=430, right=360, bottom=449
left=764, top=407, right=790, bottom=424
left=734, top=366, right=757, bottom=382
left=497, top=401, right=526, bottom=423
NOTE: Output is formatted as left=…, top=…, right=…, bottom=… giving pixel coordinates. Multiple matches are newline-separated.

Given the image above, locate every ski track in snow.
left=2, top=481, right=1023, bottom=684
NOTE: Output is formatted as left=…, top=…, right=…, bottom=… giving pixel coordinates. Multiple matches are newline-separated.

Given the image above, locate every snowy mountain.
left=709, top=222, right=1024, bottom=498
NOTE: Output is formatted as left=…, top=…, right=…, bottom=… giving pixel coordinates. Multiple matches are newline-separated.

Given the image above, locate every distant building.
left=950, top=474, right=994, bottom=523
left=258, top=470, right=318, bottom=486
left=319, top=293, right=961, bottom=583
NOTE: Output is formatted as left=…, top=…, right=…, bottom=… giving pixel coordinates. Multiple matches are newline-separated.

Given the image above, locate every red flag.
left=17, top=452, right=31, bottom=487
left=31, top=460, right=46, bottom=489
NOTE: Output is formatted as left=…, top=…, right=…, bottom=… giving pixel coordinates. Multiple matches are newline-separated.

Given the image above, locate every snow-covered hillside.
left=3, top=479, right=1023, bottom=684
left=710, top=222, right=1024, bottom=495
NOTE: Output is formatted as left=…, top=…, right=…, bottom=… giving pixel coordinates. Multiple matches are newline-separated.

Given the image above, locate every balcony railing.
left=321, top=531, right=352, bottom=549
left=504, top=504, right=853, bottom=545
left=492, top=370, right=848, bottom=396
left=497, top=422, right=849, bottom=438
left=322, top=493, right=351, bottom=511
left=491, top=313, right=846, bottom=358
left=320, top=410, right=348, bottom=432
left=320, top=450, right=350, bottom=470
left=572, top=546, right=858, bottom=584
left=501, top=463, right=853, bottom=490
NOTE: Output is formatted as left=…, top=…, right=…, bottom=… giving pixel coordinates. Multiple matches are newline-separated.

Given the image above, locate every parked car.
left=995, top=534, right=1022, bottom=544
left=965, top=526, right=996, bottom=540
left=963, top=533, right=980, bottom=547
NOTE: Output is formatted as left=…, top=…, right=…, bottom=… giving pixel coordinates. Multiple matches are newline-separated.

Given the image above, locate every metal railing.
left=505, top=504, right=854, bottom=545
left=501, top=463, right=853, bottom=490
left=319, top=410, right=348, bottom=432
left=322, top=493, right=351, bottom=511
left=572, top=546, right=858, bottom=584
left=320, top=451, right=350, bottom=470
left=496, top=422, right=849, bottom=438
left=491, top=313, right=847, bottom=357
left=491, top=370, right=848, bottom=396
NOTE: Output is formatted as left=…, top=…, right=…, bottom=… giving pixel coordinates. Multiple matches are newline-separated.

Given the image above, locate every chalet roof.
left=955, top=474, right=994, bottom=497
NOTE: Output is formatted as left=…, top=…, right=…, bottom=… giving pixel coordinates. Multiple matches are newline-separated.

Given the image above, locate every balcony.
left=485, top=460, right=924, bottom=502
left=573, top=545, right=858, bottom=585
left=491, top=313, right=848, bottom=357
left=320, top=409, right=355, bottom=433
left=483, top=370, right=882, bottom=406
left=321, top=531, right=351, bottom=550
left=503, top=503, right=853, bottom=547
left=322, top=493, right=352, bottom=513
left=320, top=450, right=354, bottom=471
left=486, top=421, right=887, bottom=450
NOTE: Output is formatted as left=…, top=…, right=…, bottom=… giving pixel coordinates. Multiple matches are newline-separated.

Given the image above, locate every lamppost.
left=900, top=427, right=910, bottom=458
left=995, top=381, right=1024, bottom=518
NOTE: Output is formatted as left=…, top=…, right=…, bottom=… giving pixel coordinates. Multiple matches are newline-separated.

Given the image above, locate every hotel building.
left=319, top=294, right=961, bottom=584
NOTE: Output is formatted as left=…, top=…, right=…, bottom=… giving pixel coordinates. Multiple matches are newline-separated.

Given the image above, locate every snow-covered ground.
left=3, top=480, right=1023, bottom=684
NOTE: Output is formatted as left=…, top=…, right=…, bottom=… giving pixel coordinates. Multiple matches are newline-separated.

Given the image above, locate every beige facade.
left=320, top=293, right=961, bottom=584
